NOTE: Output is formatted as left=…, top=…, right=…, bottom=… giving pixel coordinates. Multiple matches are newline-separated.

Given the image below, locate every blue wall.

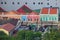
left=21, top=16, right=27, bottom=21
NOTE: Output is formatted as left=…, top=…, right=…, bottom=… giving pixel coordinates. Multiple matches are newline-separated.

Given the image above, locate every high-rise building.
left=0, top=0, right=59, bottom=11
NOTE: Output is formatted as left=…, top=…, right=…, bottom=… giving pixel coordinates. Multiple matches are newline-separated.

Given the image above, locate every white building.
left=0, top=0, right=60, bottom=11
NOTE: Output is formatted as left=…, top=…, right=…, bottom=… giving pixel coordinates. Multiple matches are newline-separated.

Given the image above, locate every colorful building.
left=27, top=12, right=39, bottom=22
left=40, top=7, right=58, bottom=22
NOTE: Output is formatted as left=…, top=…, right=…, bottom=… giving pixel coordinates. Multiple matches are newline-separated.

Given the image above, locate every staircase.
left=15, top=19, right=21, bottom=30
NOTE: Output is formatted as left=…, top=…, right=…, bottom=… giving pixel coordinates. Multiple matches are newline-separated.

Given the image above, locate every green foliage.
left=0, top=29, right=60, bottom=40
left=0, top=31, right=8, bottom=37
left=16, top=30, right=26, bottom=40
left=25, top=31, right=34, bottom=40
left=16, top=30, right=42, bottom=40
left=0, top=31, right=16, bottom=40
left=43, top=28, right=60, bottom=40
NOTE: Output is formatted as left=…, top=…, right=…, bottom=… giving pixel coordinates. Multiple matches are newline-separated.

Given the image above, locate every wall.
left=21, top=15, right=27, bottom=21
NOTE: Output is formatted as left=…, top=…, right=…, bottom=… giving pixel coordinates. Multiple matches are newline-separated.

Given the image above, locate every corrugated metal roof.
left=0, top=7, right=6, bottom=12
left=17, top=5, right=32, bottom=15
left=0, top=23, right=15, bottom=32
left=17, top=8, right=26, bottom=15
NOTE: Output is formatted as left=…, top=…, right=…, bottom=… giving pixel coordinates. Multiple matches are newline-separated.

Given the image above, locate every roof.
left=50, top=8, right=57, bottom=14
left=9, top=19, right=18, bottom=26
left=29, top=12, right=38, bottom=15
left=0, top=7, right=6, bottom=12
left=41, top=7, right=58, bottom=14
left=41, top=8, right=49, bottom=14
left=21, top=5, right=32, bottom=13
left=6, top=11, right=18, bottom=15
left=17, top=5, right=32, bottom=14
left=17, top=8, right=26, bottom=15
left=6, top=11, right=20, bottom=19
left=33, top=9, right=40, bottom=13
left=0, top=23, right=15, bottom=32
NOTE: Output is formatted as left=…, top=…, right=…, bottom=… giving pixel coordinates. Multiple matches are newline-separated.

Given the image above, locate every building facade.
left=40, top=7, right=58, bottom=22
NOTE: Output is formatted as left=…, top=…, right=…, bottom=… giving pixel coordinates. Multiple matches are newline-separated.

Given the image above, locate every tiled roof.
left=41, top=8, right=49, bottom=14
left=0, top=23, right=15, bottom=32
left=41, top=7, right=58, bottom=14
left=50, top=8, right=57, bottom=14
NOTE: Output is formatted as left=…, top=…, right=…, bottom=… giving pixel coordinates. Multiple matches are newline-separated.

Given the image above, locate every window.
left=43, top=17, right=45, bottom=21
left=28, top=19, right=30, bottom=21
left=38, top=2, right=40, bottom=5
left=46, top=17, right=48, bottom=21
left=34, top=19, right=36, bottom=21
left=1, top=2, right=3, bottom=4
left=12, top=2, right=14, bottom=4
left=37, top=19, right=38, bottom=21
left=50, top=6, right=52, bottom=7
left=31, top=19, right=32, bottom=21
left=47, top=3, right=49, bottom=5
left=41, top=2, right=43, bottom=4
left=56, top=3, right=57, bottom=5
left=5, top=2, right=7, bottom=4
left=40, top=18, right=42, bottom=21
left=52, top=17, right=54, bottom=21
left=28, top=18, right=32, bottom=21
left=49, top=17, right=52, bottom=21
left=17, top=2, right=20, bottom=4
left=23, top=19, right=25, bottom=21
left=56, top=0, right=57, bottom=1
left=47, top=0, right=49, bottom=1
left=25, top=2, right=27, bottom=4
left=55, top=17, right=57, bottom=20
left=33, top=2, right=35, bottom=5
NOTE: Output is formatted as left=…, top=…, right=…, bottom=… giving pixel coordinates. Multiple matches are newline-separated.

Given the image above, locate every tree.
left=16, top=30, right=26, bottom=40
left=43, top=28, right=60, bottom=40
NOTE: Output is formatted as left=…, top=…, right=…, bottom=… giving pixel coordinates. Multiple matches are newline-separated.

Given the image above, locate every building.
left=0, top=11, right=20, bottom=20
left=0, top=23, right=15, bottom=35
left=39, top=7, right=59, bottom=28
left=27, top=12, right=39, bottom=23
left=0, top=0, right=60, bottom=11
left=40, top=7, right=58, bottom=22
